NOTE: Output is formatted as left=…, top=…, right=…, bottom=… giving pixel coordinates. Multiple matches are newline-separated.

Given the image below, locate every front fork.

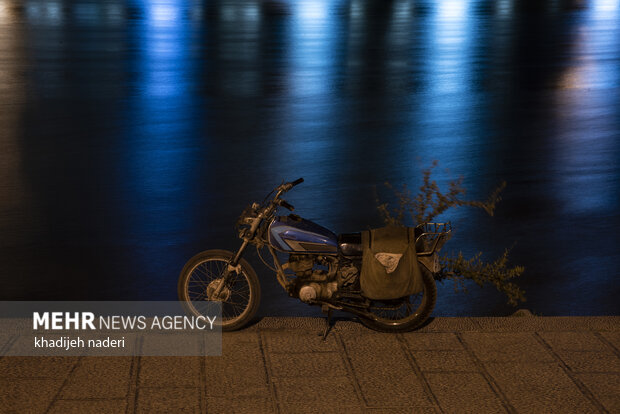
left=211, top=240, right=249, bottom=298
left=212, top=240, right=292, bottom=299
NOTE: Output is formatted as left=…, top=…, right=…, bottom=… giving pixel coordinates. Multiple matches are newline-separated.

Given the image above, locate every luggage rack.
left=414, top=222, right=452, bottom=256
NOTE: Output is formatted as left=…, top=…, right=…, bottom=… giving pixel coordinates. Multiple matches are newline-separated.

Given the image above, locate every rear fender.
left=417, top=254, right=440, bottom=274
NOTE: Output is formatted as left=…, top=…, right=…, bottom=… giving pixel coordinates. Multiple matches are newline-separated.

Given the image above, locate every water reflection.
left=593, top=0, right=620, bottom=12
left=551, top=0, right=620, bottom=215
left=114, top=0, right=203, bottom=297
left=209, top=1, right=263, bottom=97
left=0, top=0, right=618, bottom=314
left=0, top=1, right=30, bottom=246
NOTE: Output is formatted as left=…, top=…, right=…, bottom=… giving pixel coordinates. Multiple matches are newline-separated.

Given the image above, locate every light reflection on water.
left=0, top=0, right=618, bottom=316
left=118, top=0, right=198, bottom=287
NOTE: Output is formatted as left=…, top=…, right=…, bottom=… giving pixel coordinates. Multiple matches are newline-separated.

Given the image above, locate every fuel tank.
left=268, top=215, right=338, bottom=254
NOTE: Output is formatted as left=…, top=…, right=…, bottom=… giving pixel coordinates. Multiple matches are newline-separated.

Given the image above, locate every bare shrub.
left=376, top=161, right=526, bottom=306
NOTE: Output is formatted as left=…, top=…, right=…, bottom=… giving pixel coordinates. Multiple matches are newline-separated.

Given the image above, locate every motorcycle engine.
left=287, top=254, right=314, bottom=278
left=338, top=264, right=359, bottom=287
left=287, top=254, right=334, bottom=302
left=287, top=254, right=359, bottom=303
left=298, top=282, right=337, bottom=302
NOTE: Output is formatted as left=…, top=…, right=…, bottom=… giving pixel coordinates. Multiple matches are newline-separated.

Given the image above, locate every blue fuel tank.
left=268, top=215, right=338, bottom=254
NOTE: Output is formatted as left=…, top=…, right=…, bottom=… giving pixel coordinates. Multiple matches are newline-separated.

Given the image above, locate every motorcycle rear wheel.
left=178, top=250, right=261, bottom=331
left=360, top=266, right=437, bottom=333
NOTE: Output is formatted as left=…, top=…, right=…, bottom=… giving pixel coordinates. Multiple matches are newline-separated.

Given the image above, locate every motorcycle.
left=178, top=178, right=451, bottom=333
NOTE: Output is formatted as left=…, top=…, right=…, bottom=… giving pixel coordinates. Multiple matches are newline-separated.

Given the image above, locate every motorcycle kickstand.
left=321, top=306, right=333, bottom=341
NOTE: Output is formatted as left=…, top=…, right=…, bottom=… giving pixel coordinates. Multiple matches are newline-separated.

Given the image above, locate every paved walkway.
left=0, top=315, right=619, bottom=413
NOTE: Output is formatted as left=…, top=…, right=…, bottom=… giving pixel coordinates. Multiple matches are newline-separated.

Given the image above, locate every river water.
left=1, top=0, right=619, bottom=317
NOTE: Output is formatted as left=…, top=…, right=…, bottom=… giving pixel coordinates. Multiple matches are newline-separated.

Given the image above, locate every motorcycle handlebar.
left=278, top=199, right=295, bottom=211
left=290, top=177, right=304, bottom=187
left=276, top=178, right=304, bottom=193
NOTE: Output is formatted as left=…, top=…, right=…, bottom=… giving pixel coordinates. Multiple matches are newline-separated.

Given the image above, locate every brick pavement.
left=1, top=316, right=619, bottom=413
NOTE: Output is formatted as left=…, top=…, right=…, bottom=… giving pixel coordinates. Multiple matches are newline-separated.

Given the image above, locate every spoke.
left=215, top=260, right=225, bottom=277
left=188, top=280, right=210, bottom=288
left=187, top=288, right=208, bottom=296
left=224, top=301, right=245, bottom=315
left=189, top=269, right=209, bottom=283
left=227, top=300, right=245, bottom=312
left=192, top=303, right=213, bottom=314
left=229, top=296, right=249, bottom=305
left=200, top=260, right=224, bottom=280
left=206, top=263, right=223, bottom=279
left=230, top=283, right=249, bottom=291
left=229, top=287, right=250, bottom=297
left=223, top=299, right=249, bottom=307
left=196, top=264, right=212, bottom=279
left=230, top=292, right=250, bottom=298
left=188, top=291, right=208, bottom=301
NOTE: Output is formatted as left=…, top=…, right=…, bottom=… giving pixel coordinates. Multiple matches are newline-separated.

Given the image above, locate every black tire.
left=360, top=265, right=437, bottom=333
left=178, top=250, right=261, bottom=331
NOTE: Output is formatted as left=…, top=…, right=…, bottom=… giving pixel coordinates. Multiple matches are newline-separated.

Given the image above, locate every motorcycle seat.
left=338, top=232, right=363, bottom=256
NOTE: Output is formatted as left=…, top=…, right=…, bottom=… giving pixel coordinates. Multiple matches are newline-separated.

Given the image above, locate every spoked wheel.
left=360, top=266, right=437, bottom=333
left=178, top=250, right=261, bottom=331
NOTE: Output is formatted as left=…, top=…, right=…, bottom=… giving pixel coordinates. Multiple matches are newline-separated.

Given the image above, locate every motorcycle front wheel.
left=360, top=266, right=437, bottom=333
left=178, top=249, right=261, bottom=331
